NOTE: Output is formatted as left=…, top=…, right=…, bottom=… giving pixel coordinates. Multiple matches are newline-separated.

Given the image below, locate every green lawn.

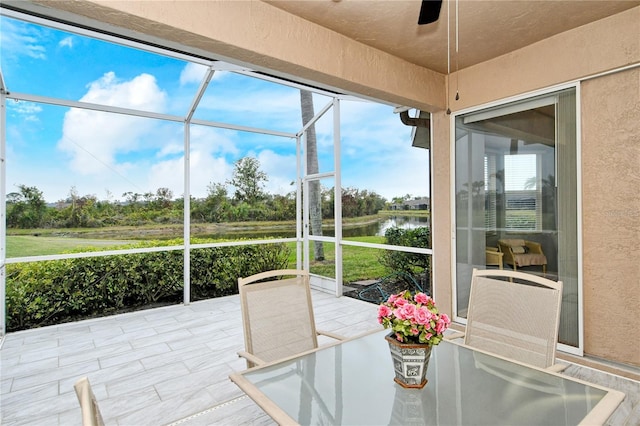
left=6, top=236, right=136, bottom=257
left=7, top=234, right=391, bottom=284
left=290, top=237, right=389, bottom=282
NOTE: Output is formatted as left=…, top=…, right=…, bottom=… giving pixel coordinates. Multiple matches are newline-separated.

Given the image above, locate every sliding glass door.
left=454, top=87, right=580, bottom=349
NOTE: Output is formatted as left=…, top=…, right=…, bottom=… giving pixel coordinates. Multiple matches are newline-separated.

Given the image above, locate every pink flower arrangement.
left=378, top=290, right=451, bottom=345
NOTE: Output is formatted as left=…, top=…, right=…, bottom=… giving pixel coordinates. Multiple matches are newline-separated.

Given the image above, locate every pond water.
left=198, top=215, right=430, bottom=240
left=374, top=216, right=430, bottom=236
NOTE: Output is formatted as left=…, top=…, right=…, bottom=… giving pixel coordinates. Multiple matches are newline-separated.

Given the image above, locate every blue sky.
left=1, top=14, right=429, bottom=203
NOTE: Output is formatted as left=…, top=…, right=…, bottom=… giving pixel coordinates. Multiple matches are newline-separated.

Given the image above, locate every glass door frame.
left=449, top=83, right=584, bottom=356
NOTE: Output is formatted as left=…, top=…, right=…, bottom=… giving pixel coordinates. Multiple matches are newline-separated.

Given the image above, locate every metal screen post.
left=333, top=99, right=343, bottom=297
left=1, top=75, right=7, bottom=336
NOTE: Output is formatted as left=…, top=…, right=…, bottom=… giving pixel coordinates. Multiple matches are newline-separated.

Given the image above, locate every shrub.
left=378, top=226, right=431, bottom=280
left=190, top=241, right=290, bottom=299
left=5, top=239, right=290, bottom=331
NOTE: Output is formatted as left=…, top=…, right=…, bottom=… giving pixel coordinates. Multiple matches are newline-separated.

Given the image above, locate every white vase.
left=385, top=333, right=432, bottom=389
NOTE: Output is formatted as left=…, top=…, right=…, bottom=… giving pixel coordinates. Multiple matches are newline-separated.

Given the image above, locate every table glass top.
left=241, top=330, right=608, bottom=425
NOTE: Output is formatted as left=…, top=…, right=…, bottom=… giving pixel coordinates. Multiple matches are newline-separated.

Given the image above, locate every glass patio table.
left=229, top=329, right=625, bottom=425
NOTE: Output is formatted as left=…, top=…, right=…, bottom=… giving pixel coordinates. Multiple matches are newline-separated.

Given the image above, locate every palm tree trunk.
left=300, top=90, right=324, bottom=261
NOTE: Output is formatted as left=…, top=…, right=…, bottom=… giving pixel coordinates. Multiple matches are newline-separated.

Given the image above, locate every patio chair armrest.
left=545, top=362, right=568, bottom=373
left=525, top=241, right=544, bottom=254
left=317, top=330, right=346, bottom=341
left=444, top=331, right=466, bottom=341
left=237, top=351, right=266, bottom=366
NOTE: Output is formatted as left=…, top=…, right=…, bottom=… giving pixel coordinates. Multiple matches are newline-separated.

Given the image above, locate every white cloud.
left=195, top=79, right=303, bottom=133
left=12, top=102, right=43, bottom=115
left=257, top=149, right=297, bottom=195
left=0, top=18, right=47, bottom=60
left=179, top=63, right=233, bottom=87
left=48, top=68, right=424, bottom=202
left=57, top=72, right=167, bottom=175
left=189, top=125, right=238, bottom=157
left=341, top=128, right=430, bottom=200
left=179, top=62, right=208, bottom=86
left=349, top=146, right=430, bottom=201
left=54, top=69, right=277, bottom=200
left=59, top=36, right=74, bottom=48
left=148, top=151, right=234, bottom=199
left=157, top=141, right=183, bottom=158
left=80, top=72, right=166, bottom=110
left=8, top=101, right=42, bottom=123
left=315, top=100, right=429, bottom=200
left=147, top=127, right=241, bottom=198
left=206, top=89, right=301, bottom=116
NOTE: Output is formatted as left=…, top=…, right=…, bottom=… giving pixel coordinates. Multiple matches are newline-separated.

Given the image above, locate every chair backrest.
left=238, top=269, right=319, bottom=366
left=465, top=269, right=563, bottom=369
left=74, top=377, right=105, bottom=426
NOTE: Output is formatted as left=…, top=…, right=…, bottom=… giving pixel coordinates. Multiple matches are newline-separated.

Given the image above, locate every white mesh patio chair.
left=449, top=268, right=565, bottom=372
left=237, top=269, right=345, bottom=368
left=74, top=377, right=105, bottom=426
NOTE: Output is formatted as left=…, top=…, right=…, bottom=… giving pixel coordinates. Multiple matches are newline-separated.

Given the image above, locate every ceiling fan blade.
left=418, top=0, right=443, bottom=25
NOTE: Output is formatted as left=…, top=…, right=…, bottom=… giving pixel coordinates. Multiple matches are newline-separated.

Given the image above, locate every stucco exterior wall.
left=445, top=7, right=639, bottom=113
left=433, top=7, right=640, bottom=367
left=431, top=111, right=452, bottom=314
left=581, top=68, right=640, bottom=366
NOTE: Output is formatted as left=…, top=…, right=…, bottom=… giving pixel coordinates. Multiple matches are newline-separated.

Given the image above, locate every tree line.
left=6, top=157, right=389, bottom=229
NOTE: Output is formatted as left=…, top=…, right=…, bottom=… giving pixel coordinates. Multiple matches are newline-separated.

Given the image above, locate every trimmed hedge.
left=5, top=239, right=290, bottom=331
left=379, top=226, right=431, bottom=277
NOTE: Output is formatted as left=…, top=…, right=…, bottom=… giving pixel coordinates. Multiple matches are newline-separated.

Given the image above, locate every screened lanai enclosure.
left=0, top=10, right=432, bottom=335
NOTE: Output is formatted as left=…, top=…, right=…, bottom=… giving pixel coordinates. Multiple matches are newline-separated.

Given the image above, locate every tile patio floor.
left=1, top=291, right=378, bottom=425
left=1, top=291, right=639, bottom=425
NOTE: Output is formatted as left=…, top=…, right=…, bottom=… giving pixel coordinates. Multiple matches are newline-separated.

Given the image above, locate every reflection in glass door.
left=454, top=88, right=579, bottom=349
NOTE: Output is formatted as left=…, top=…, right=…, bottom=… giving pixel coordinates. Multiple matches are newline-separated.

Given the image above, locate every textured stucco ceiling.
left=264, top=0, right=640, bottom=74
